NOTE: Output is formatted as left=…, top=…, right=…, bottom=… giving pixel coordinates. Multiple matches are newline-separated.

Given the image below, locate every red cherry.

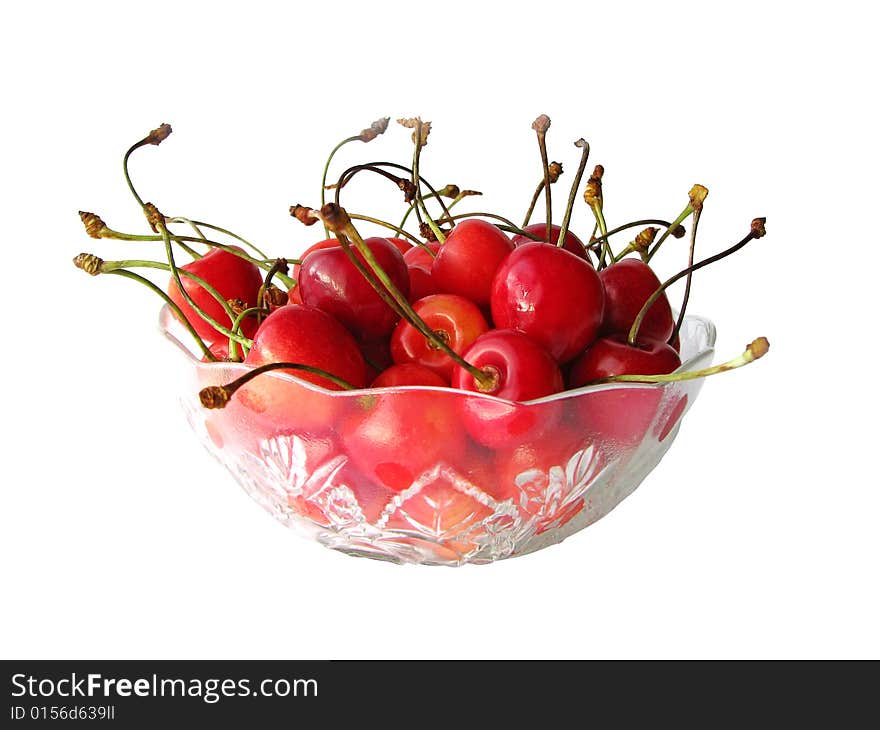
left=490, top=242, right=605, bottom=363
left=289, top=239, right=340, bottom=305
left=452, top=329, right=564, bottom=449
left=168, top=246, right=263, bottom=343
left=403, top=241, right=442, bottom=301
left=359, top=337, right=393, bottom=383
left=568, top=333, right=681, bottom=385
left=511, top=223, right=592, bottom=263
left=599, top=259, right=674, bottom=342
left=431, top=219, right=514, bottom=307
left=386, top=237, right=414, bottom=255
left=370, top=363, right=449, bottom=388
left=238, top=304, right=367, bottom=432
left=298, top=236, right=410, bottom=340
left=494, top=420, right=593, bottom=521
left=342, top=391, right=467, bottom=493
left=390, top=294, right=489, bottom=379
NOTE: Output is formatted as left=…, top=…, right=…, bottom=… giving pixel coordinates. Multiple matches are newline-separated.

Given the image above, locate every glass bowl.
left=161, top=307, right=716, bottom=565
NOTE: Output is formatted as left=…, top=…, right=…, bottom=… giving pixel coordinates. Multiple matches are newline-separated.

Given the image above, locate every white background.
left=2, top=1, right=877, bottom=659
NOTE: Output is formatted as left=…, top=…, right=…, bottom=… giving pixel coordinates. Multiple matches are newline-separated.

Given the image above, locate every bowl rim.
left=158, top=305, right=717, bottom=407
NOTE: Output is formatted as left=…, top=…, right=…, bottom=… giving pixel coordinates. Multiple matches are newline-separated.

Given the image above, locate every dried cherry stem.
left=101, top=268, right=215, bottom=361
left=556, top=140, right=591, bottom=253
left=628, top=218, right=767, bottom=346
left=122, top=123, right=172, bottom=209
left=319, top=204, right=493, bottom=389
left=398, top=117, right=446, bottom=243
left=669, top=185, right=709, bottom=344
left=257, top=258, right=289, bottom=314
left=200, top=362, right=356, bottom=409
left=320, top=117, right=390, bottom=237
left=584, top=338, right=770, bottom=386
left=531, top=115, right=554, bottom=243
left=612, top=227, right=659, bottom=263
left=522, top=161, right=563, bottom=228
left=591, top=219, right=680, bottom=261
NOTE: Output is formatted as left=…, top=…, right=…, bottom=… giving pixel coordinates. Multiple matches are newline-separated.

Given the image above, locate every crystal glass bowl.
left=161, top=308, right=716, bottom=565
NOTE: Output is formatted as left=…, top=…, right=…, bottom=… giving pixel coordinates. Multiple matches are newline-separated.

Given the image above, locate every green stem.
left=646, top=204, right=693, bottom=263
left=104, top=268, right=215, bottom=361
left=336, top=217, right=492, bottom=388
left=583, top=338, right=769, bottom=386
left=590, top=204, right=613, bottom=268
left=99, top=227, right=295, bottom=288
left=321, top=135, right=360, bottom=238
left=348, top=213, right=425, bottom=248
left=158, top=223, right=253, bottom=349
left=177, top=220, right=268, bottom=260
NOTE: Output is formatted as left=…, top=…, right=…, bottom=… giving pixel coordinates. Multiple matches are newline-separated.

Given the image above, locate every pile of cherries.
left=74, top=117, right=768, bottom=499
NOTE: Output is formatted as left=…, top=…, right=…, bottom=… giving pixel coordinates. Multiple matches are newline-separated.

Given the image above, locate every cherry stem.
left=557, top=140, right=591, bottom=253
left=97, top=226, right=295, bottom=288
left=320, top=118, right=390, bottom=238
left=591, top=219, right=677, bottom=262
left=435, top=211, right=534, bottom=238
left=318, top=204, right=492, bottom=388
left=158, top=221, right=254, bottom=350
left=166, top=218, right=269, bottom=260
left=89, top=257, right=247, bottom=355
left=228, top=306, right=269, bottom=359
left=646, top=204, right=693, bottom=263
left=321, top=135, right=361, bottom=237
left=669, top=208, right=703, bottom=345
left=532, top=116, right=553, bottom=244
left=333, top=161, right=454, bottom=233
left=628, top=219, right=766, bottom=346
left=103, top=268, right=216, bottom=361
left=256, top=257, right=289, bottom=325
left=584, top=337, right=770, bottom=386
left=591, top=204, right=612, bottom=269
left=200, top=361, right=356, bottom=409
left=407, top=119, right=447, bottom=244
left=348, top=213, right=427, bottom=249
left=399, top=185, right=477, bottom=233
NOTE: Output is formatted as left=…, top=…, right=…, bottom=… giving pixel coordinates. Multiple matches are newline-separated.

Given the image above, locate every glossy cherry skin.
left=370, top=363, right=449, bottom=388
left=431, top=219, right=514, bottom=307
left=452, top=330, right=564, bottom=449
left=387, top=237, right=414, bottom=255
left=390, top=294, right=489, bottom=380
left=599, top=259, right=674, bottom=342
left=238, top=304, right=366, bottom=433
left=403, top=241, right=441, bottom=302
left=490, top=242, right=605, bottom=364
left=288, top=239, right=340, bottom=305
left=342, top=391, right=467, bottom=493
left=168, top=246, right=264, bottom=344
left=568, top=333, right=681, bottom=385
left=567, top=334, right=681, bottom=447
left=298, top=236, right=410, bottom=340
left=511, top=223, right=591, bottom=263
